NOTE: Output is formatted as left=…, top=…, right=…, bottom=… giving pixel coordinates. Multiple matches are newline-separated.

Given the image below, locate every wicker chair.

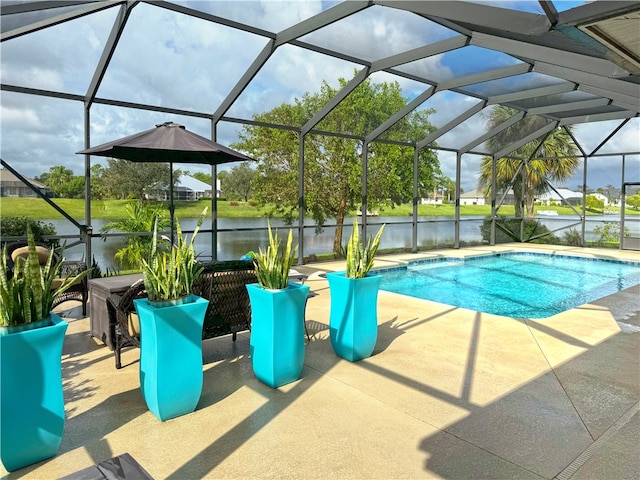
left=5, top=241, right=89, bottom=316
left=192, top=260, right=257, bottom=341
left=107, top=260, right=257, bottom=369
left=106, top=280, right=146, bottom=369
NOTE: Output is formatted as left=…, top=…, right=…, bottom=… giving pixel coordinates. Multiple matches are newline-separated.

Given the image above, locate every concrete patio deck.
left=2, top=244, right=639, bottom=479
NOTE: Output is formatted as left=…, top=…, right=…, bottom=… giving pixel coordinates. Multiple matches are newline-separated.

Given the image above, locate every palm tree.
left=478, top=106, right=579, bottom=218
left=100, top=200, right=170, bottom=269
left=43, top=165, right=75, bottom=197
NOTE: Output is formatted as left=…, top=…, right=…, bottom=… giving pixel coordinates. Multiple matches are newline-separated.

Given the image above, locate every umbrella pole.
left=169, top=162, right=175, bottom=246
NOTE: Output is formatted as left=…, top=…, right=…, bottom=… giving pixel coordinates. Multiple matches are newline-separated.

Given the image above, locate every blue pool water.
left=379, top=253, right=640, bottom=318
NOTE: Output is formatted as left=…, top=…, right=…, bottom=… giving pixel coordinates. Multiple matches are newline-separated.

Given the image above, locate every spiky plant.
left=142, top=209, right=207, bottom=304
left=0, top=227, right=91, bottom=327
left=345, top=217, right=385, bottom=279
left=253, top=223, right=298, bottom=290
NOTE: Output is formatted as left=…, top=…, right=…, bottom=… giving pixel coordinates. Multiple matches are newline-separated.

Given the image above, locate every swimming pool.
left=379, top=253, right=640, bottom=318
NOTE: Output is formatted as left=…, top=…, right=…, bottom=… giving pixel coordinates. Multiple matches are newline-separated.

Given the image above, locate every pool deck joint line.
left=554, top=401, right=640, bottom=480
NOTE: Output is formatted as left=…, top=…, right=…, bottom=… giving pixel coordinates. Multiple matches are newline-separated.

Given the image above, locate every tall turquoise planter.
left=134, top=295, right=208, bottom=421
left=327, top=272, right=381, bottom=361
left=0, top=313, right=68, bottom=472
left=247, top=282, right=310, bottom=388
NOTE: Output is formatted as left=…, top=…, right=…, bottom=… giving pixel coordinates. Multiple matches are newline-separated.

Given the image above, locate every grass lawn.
left=0, top=197, right=636, bottom=220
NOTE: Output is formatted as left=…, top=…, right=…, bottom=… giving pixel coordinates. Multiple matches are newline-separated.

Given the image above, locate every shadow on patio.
left=2, top=248, right=638, bottom=479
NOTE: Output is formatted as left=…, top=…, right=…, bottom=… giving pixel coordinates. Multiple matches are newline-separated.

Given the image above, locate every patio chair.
left=106, top=280, right=146, bottom=369
left=5, top=241, right=90, bottom=316
left=108, top=260, right=258, bottom=369
left=192, top=260, right=258, bottom=341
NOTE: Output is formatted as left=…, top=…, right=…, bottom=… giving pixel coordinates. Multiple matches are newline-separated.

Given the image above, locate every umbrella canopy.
left=77, top=121, right=254, bottom=164
left=78, top=121, right=255, bottom=255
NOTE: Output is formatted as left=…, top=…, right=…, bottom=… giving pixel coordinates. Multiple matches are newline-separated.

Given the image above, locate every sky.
left=1, top=0, right=638, bottom=197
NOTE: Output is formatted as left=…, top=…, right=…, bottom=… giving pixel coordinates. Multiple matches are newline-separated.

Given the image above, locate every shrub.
left=480, top=216, right=560, bottom=244
left=0, top=217, right=58, bottom=248
left=593, top=221, right=629, bottom=247
left=586, top=195, right=604, bottom=211
left=563, top=228, right=582, bottom=246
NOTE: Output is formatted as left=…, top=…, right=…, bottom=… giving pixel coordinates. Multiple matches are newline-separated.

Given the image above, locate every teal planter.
left=247, top=282, right=310, bottom=388
left=0, top=313, right=68, bottom=472
left=134, top=295, right=208, bottom=421
left=327, top=272, right=381, bottom=361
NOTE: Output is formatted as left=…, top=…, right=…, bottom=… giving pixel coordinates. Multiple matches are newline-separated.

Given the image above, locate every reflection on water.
left=48, top=215, right=639, bottom=271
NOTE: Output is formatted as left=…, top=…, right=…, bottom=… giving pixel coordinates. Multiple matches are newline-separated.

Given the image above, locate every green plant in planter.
left=141, top=208, right=207, bottom=304
left=345, top=217, right=385, bottom=279
left=252, top=223, right=297, bottom=290
left=0, top=227, right=90, bottom=327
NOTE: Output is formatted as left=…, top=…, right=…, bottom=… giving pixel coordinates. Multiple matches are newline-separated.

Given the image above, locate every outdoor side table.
left=89, top=274, right=142, bottom=349
left=59, top=452, right=154, bottom=480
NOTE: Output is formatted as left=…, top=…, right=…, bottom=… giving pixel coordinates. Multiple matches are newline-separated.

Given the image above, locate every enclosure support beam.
left=418, top=101, right=486, bottom=150
left=413, top=148, right=419, bottom=253
left=455, top=152, right=462, bottom=248
left=302, top=68, right=370, bottom=135
left=83, top=107, right=92, bottom=272
left=361, top=142, right=370, bottom=241
left=1, top=1, right=117, bottom=42
left=211, top=122, right=218, bottom=261
left=620, top=155, right=626, bottom=249
left=581, top=155, right=588, bottom=244
left=212, top=40, right=276, bottom=124
left=460, top=111, right=525, bottom=154
left=85, top=2, right=137, bottom=108
left=493, top=122, right=557, bottom=161
left=520, top=160, right=526, bottom=242
left=490, top=153, right=497, bottom=246
left=298, top=135, right=306, bottom=265
left=0, top=159, right=84, bottom=232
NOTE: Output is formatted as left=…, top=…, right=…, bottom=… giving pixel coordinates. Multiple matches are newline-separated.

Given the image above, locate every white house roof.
left=176, top=175, right=212, bottom=192
left=0, top=168, right=46, bottom=188
left=460, top=189, right=485, bottom=198
left=537, top=188, right=582, bottom=200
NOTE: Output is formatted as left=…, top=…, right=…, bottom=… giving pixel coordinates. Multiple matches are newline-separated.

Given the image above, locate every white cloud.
left=572, top=119, right=640, bottom=155
left=1, top=1, right=636, bottom=193
left=0, top=105, right=41, bottom=131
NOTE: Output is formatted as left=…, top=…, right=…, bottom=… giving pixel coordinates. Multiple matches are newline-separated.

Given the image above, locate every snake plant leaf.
left=345, top=217, right=385, bottom=279
left=142, top=208, right=208, bottom=303
left=0, top=226, right=91, bottom=327
left=253, top=222, right=298, bottom=290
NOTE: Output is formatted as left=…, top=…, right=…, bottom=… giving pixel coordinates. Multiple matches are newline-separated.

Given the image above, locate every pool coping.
left=372, top=249, right=640, bottom=275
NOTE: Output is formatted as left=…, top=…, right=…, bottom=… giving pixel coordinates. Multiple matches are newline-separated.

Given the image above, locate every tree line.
left=32, top=71, right=637, bottom=253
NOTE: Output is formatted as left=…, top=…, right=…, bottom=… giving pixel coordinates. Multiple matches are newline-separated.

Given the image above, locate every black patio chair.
left=192, top=260, right=258, bottom=341
left=108, top=260, right=258, bottom=369
left=106, top=280, right=146, bottom=369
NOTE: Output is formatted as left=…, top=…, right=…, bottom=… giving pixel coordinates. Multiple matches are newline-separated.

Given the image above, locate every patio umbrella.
left=78, top=121, right=254, bottom=249
left=77, top=121, right=254, bottom=165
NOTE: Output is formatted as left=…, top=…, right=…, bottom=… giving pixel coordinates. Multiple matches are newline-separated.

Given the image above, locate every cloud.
left=0, top=1, right=636, bottom=192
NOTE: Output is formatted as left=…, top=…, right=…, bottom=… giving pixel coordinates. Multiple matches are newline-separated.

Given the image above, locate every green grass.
left=0, top=198, right=266, bottom=220
left=0, top=197, right=637, bottom=220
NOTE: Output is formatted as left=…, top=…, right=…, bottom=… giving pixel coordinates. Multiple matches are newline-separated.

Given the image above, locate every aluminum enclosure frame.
left=1, top=0, right=639, bottom=262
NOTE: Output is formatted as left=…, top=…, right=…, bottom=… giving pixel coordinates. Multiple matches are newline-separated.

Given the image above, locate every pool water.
left=379, top=253, right=640, bottom=318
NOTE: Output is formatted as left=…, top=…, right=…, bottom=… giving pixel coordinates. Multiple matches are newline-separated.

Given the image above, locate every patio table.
left=89, top=274, right=142, bottom=349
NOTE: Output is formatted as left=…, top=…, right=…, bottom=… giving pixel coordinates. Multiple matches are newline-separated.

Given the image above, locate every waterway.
left=48, top=215, right=639, bottom=272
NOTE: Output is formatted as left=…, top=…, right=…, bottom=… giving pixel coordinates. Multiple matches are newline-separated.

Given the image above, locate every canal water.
left=48, top=215, right=638, bottom=271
